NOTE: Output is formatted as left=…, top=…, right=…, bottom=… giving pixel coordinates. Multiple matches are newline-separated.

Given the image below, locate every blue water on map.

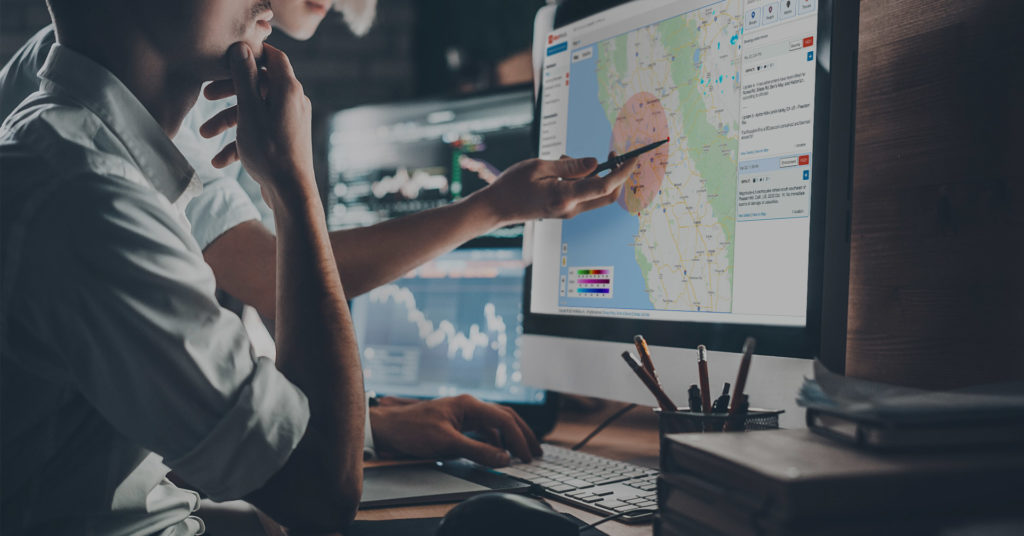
left=559, top=52, right=654, bottom=310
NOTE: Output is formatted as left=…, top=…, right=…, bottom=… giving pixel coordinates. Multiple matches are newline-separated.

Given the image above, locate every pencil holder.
left=654, top=408, right=783, bottom=435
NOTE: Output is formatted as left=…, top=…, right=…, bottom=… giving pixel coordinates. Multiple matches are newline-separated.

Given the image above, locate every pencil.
left=633, top=335, right=656, bottom=377
left=697, top=345, right=712, bottom=413
left=728, top=337, right=756, bottom=415
left=620, top=351, right=677, bottom=411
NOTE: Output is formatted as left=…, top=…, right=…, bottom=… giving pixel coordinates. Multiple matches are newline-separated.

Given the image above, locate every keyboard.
left=494, top=444, right=659, bottom=523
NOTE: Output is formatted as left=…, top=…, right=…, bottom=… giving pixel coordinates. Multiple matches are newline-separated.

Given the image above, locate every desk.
left=355, top=401, right=660, bottom=536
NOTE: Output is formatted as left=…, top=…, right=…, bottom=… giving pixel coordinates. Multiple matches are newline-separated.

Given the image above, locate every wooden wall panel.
left=846, top=0, right=1024, bottom=388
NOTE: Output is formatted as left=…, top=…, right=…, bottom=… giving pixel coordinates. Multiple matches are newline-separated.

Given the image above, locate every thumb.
left=449, top=433, right=512, bottom=467
left=228, top=43, right=260, bottom=108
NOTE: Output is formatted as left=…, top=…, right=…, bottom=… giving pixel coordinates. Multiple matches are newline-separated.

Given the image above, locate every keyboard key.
left=564, top=479, right=593, bottom=488
left=548, top=484, right=574, bottom=493
left=614, top=504, right=639, bottom=512
left=590, top=489, right=614, bottom=496
left=594, top=499, right=628, bottom=510
left=579, top=496, right=604, bottom=503
left=565, top=490, right=591, bottom=498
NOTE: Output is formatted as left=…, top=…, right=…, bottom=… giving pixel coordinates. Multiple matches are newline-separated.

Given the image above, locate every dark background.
left=2, top=0, right=1022, bottom=389
left=0, top=0, right=545, bottom=192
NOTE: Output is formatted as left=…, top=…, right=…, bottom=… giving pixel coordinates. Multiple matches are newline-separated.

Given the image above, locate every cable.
left=577, top=508, right=656, bottom=532
left=570, top=403, right=638, bottom=451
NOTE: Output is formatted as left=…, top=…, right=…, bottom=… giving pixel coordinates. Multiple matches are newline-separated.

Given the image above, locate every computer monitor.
left=350, top=247, right=546, bottom=406
left=523, top=0, right=858, bottom=427
left=326, top=86, right=535, bottom=245
left=328, top=89, right=561, bottom=432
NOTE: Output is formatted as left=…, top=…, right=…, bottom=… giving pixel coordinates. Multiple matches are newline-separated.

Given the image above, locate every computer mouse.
left=436, top=493, right=578, bottom=536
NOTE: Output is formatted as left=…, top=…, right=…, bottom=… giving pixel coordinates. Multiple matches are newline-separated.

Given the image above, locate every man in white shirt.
left=0, top=1, right=621, bottom=469
left=0, top=0, right=634, bottom=533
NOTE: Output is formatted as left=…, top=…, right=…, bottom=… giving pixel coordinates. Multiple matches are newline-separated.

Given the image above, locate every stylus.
left=593, top=138, right=669, bottom=174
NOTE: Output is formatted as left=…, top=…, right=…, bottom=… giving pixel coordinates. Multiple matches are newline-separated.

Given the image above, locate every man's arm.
left=203, top=154, right=637, bottom=318
left=219, top=43, right=364, bottom=532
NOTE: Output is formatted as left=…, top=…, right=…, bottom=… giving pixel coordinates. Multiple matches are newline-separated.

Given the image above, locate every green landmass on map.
left=591, top=10, right=739, bottom=312
left=658, top=15, right=737, bottom=275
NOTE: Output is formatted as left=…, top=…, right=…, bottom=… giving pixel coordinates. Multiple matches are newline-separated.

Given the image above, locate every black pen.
left=593, top=138, right=669, bottom=174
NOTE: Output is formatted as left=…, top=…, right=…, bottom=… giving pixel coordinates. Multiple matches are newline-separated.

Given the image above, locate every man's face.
left=142, top=0, right=274, bottom=81
left=270, top=0, right=332, bottom=40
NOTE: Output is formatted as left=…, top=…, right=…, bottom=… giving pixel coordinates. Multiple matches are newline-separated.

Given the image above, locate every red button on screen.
left=803, top=36, right=814, bottom=47
left=798, top=155, right=810, bottom=165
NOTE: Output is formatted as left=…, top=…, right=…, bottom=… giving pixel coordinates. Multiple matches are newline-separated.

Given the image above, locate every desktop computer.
left=499, top=0, right=859, bottom=521
left=521, top=0, right=859, bottom=431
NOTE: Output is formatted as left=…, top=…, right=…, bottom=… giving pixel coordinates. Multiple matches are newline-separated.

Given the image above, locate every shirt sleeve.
left=173, top=99, right=262, bottom=250
left=17, top=174, right=309, bottom=501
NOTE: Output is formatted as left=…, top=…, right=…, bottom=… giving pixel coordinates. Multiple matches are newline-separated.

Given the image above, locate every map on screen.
left=560, top=1, right=742, bottom=314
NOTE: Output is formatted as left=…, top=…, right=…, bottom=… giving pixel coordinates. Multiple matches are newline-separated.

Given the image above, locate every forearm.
left=271, top=182, right=364, bottom=490
left=330, top=193, right=501, bottom=297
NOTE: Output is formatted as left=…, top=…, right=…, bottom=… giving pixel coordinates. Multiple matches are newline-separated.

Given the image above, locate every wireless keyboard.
left=494, top=444, right=658, bottom=523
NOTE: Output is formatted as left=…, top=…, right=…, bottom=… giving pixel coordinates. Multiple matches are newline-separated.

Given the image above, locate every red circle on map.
left=610, top=92, right=670, bottom=213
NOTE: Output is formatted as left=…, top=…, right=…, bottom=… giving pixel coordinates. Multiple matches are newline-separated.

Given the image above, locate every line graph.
left=366, top=284, right=509, bottom=362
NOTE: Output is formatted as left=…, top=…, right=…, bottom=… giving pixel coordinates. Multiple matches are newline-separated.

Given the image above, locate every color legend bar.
left=567, top=266, right=614, bottom=299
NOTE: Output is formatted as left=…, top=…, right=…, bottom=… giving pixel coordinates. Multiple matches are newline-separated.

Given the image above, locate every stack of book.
left=655, top=429, right=1024, bottom=535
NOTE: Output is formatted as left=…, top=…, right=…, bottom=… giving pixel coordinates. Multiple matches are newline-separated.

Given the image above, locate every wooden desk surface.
left=355, top=402, right=660, bottom=536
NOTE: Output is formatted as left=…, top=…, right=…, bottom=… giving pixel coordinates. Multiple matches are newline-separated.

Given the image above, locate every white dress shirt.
left=0, top=44, right=312, bottom=535
left=0, top=27, right=376, bottom=462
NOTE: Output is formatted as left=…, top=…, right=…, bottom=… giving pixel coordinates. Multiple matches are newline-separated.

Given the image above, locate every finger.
left=260, top=44, right=298, bottom=90
left=570, top=156, right=638, bottom=200
left=565, top=184, right=623, bottom=218
left=500, top=405, right=543, bottom=457
left=211, top=141, right=239, bottom=169
left=228, top=42, right=260, bottom=108
left=480, top=428, right=503, bottom=447
left=204, top=79, right=237, bottom=101
left=464, top=400, right=534, bottom=462
left=199, top=106, right=238, bottom=139
left=534, top=156, right=599, bottom=180
left=447, top=433, right=511, bottom=467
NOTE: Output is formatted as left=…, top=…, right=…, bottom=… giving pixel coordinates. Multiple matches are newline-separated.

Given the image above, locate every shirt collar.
left=36, top=43, right=196, bottom=204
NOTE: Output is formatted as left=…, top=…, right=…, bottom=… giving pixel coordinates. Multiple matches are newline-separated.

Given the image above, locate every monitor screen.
left=350, top=248, right=546, bottom=405
left=525, top=0, right=852, bottom=360
left=326, top=88, right=535, bottom=243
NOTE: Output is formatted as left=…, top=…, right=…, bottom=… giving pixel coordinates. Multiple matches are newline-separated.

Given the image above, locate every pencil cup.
left=654, top=408, right=783, bottom=435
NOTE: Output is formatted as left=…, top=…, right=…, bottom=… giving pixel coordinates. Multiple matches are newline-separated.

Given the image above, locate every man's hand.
left=201, top=43, right=315, bottom=203
left=471, top=155, right=639, bottom=227
left=369, top=395, right=543, bottom=467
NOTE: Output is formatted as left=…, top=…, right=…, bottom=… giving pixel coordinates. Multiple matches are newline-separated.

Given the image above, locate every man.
left=0, top=1, right=634, bottom=533
left=0, top=0, right=602, bottom=467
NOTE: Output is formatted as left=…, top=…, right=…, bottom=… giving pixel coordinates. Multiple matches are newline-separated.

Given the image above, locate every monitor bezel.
left=524, top=0, right=857, bottom=370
